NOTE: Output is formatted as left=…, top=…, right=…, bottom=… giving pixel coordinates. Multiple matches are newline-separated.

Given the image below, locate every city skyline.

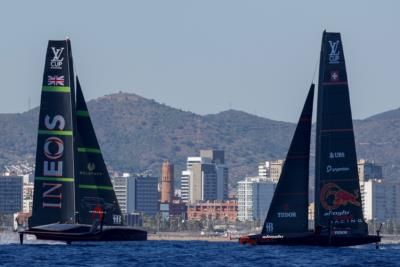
left=0, top=1, right=399, bottom=122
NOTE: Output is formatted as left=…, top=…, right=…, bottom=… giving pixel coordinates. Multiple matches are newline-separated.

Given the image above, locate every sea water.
left=0, top=233, right=399, bottom=266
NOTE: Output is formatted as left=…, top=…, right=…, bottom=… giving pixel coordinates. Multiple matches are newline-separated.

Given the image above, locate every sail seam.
left=320, top=128, right=353, bottom=133
left=322, top=82, right=348, bottom=86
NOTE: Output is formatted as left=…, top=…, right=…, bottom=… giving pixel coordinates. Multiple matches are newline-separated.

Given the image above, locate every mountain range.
left=0, top=92, right=399, bottom=189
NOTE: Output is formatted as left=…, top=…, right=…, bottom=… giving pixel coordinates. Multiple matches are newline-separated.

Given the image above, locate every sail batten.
left=42, top=86, right=71, bottom=93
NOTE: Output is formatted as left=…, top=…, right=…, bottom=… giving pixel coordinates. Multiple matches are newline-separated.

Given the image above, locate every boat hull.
left=20, top=224, right=147, bottom=243
left=239, top=233, right=381, bottom=247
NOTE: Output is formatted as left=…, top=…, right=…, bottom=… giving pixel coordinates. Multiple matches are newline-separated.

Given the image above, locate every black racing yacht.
left=239, top=31, right=381, bottom=247
left=19, top=40, right=147, bottom=244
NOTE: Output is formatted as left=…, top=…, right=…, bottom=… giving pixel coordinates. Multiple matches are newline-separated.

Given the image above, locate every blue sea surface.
left=1, top=238, right=400, bottom=266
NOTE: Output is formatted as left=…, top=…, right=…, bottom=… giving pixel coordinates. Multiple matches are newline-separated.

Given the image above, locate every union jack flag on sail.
left=47, top=75, right=65, bottom=86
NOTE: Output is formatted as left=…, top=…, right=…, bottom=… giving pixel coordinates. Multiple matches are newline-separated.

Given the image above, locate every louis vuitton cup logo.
left=50, top=47, right=64, bottom=69
left=328, top=40, right=340, bottom=64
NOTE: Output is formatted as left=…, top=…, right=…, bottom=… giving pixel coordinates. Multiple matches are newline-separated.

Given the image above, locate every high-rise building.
left=362, top=179, right=386, bottom=221
left=112, top=173, right=134, bottom=214
left=112, top=174, right=159, bottom=216
left=257, top=160, right=284, bottom=182
left=237, top=176, right=277, bottom=221
left=0, top=175, right=23, bottom=214
left=270, top=160, right=284, bottom=182
left=161, top=160, right=174, bottom=203
left=358, top=159, right=383, bottom=183
left=357, top=159, right=384, bottom=218
left=181, top=150, right=228, bottom=203
left=23, top=182, right=34, bottom=213
left=258, top=161, right=270, bottom=178
left=135, top=175, right=159, bottom=215
left=383, top=182, right=400, bottom=222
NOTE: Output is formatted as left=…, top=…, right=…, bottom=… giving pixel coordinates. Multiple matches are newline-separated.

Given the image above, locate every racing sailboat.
left=239, top=31, right=381, bottom=246
left=19, top=39, right=147, bottom=244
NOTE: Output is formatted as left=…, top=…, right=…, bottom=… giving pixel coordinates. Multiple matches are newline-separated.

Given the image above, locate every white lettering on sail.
left=113, top=215, right=122, bottom=224
left=44, top=137, right=64, bottom=160
left=328, top=40, right=340, bottom=64
left=50, top=47, right=64, bottom=70
left=265, top=222, right=273, bottom=233
left=326, top=165, right=349, bottom=173
left=42, top=183, right=62, bottom=208
left=45, top=115, right=65, bottom=130
left=329, top=152, right=345, bottom=159
left=42, top=114, right=66, bottom=209
left=43, top=161, right=63, bottom=176
left=277, top=212, right=297, bottom=218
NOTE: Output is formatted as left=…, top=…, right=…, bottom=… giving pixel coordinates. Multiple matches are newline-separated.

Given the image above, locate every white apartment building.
left=237, top=176, right=276, bottom=222
left=362, top=179, right=385, bottom=221
left=23, top=182, right=34, bottom=213
left=258, top=160, right=284, bottom=182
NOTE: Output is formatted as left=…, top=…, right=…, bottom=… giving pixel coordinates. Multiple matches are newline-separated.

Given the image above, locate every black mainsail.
left=75, top=77, right=123, bottom=226
left=30, top=40, right=76, bottom=227
left=314, top=31, right=367, bottom=235
left=262, top=84, right=314, bottom=235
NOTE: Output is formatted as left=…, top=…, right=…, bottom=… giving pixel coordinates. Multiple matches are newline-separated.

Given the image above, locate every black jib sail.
left=262, top=84, right=314, bottom=235
left=314, top=31, right=367, bottom=235
left=29, top=40, right=76, bottom=227
left=75, top=78, right=123, bottom=226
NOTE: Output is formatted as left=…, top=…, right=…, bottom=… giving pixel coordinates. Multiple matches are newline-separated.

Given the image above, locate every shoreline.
left=148, top=232, right=238, bottom=242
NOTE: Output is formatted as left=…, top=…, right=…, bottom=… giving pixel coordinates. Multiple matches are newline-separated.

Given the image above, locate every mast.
left=262, top=84, right=314, bottom=235
left=66, top=38, right=78, bottom=224
left=314, top=31, right=367, bottom=235
left=75, top=78, right=123, bottom=226
left=29, top=40, right=76, bottom=227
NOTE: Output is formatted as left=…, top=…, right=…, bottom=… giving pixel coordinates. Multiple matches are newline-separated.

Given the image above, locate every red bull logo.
left=320, top=183, right=360, bottom=210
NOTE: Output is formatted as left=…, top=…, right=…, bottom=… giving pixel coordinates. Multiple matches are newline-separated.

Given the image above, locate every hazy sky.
left=0, top=1, right=399, bottom=122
